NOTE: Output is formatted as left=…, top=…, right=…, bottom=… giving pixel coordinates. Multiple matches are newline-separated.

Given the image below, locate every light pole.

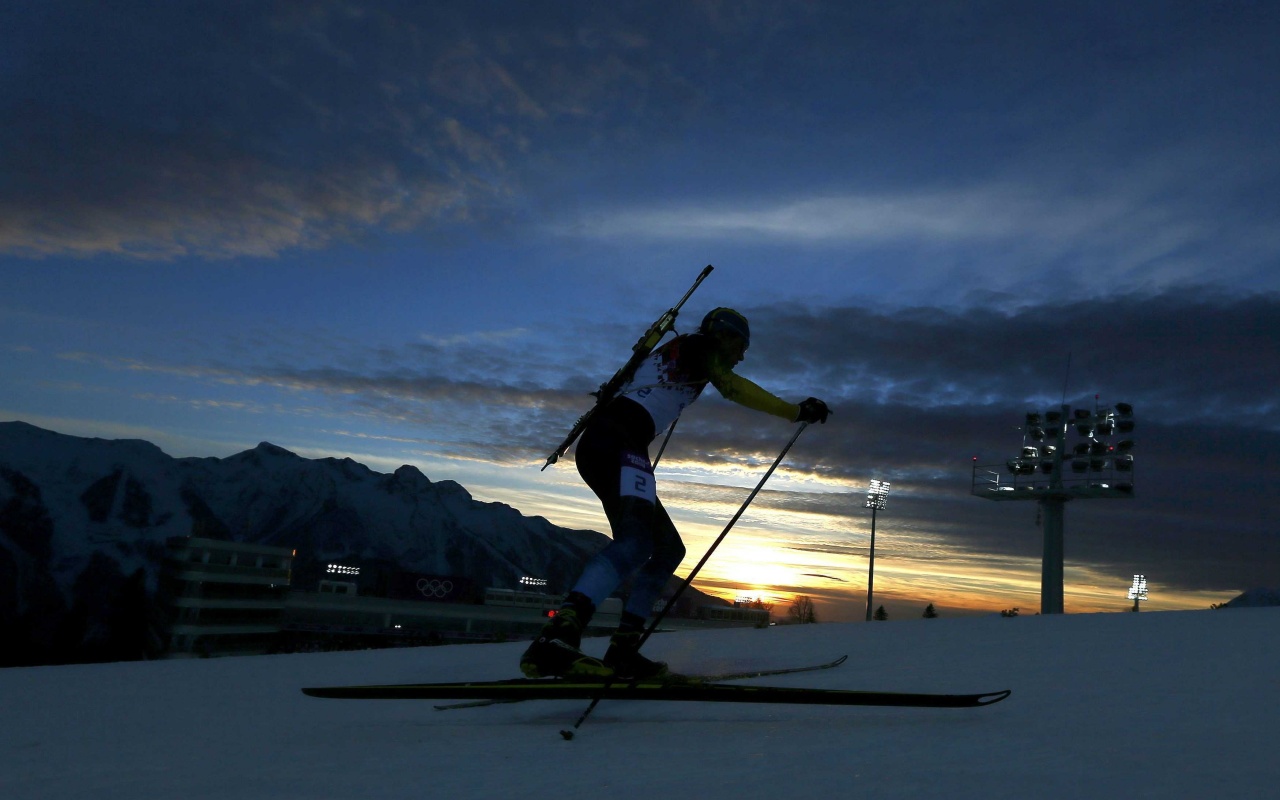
left=864, top=479, right=890, bottom=622
left=1128, top=574, right=1148, bottom=612
left=972, top=398, right=1136, bottom=614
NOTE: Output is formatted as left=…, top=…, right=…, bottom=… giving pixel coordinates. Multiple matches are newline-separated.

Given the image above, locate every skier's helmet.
left=700, top=307, right=750, bottom=347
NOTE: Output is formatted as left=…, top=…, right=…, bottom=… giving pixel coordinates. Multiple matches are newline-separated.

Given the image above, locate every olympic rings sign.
left=416, top=578, right=455, bottom=599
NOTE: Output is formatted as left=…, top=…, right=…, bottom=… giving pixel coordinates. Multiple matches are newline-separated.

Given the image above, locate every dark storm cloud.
left=746, top=288, right=1279, bottom=424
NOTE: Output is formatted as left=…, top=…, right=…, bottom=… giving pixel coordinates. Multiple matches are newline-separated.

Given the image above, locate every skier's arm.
left=707, top=355, right=800, bottom=421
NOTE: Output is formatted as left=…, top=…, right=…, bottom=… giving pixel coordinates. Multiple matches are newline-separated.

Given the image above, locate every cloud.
left=0, top=3, right=680, bottom=260
left=561, top=191, right=1023, bottom=243
left=33, top=261, right=1280, bottom=598
left=802, top=573, right=848, bottom=583
left=556, top=149, right=1280, bottom=300
left=6, top=1, right=1277, bottom=278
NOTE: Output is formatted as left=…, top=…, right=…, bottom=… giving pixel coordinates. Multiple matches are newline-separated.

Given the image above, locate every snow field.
left=1, top=607, right=1276, bottom=800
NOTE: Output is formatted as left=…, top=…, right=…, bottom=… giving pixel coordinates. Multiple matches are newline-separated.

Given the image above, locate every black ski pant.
left=569, top=417, right=686, bottom=621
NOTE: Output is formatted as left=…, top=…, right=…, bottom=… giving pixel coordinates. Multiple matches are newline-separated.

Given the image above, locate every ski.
left=542, top=264, right=714, bottom=470
left=431, top=654, right=849, bottom=711
left=302, top=677, right=1009, bottom=709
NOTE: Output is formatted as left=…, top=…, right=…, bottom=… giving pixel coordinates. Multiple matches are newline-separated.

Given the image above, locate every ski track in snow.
left=2, top=608, right=1277, bottom=800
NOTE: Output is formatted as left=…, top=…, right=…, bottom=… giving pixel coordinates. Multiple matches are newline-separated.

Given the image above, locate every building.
left=695, top=604, right=772, bottom=627
left=277, top=589, right=624, bottom=651
left=160, top=536, right=294, bottom=658
left=160, top=541, right=765, bottom=656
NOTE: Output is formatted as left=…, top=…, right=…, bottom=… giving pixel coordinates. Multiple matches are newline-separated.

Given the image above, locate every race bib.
left=619, top=451, right=656, bottom=503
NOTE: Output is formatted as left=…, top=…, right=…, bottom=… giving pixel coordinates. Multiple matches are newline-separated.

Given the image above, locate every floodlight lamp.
left=1045, top=410, right=1063, bottom=424
left=1025, top=412, right=1042, bottom=426
left=1022, top=446, right=1040, bottom=458
left=1074, top=409, right=1091, bottom=420
left=1128, top=574, right=1148, bottom=600
left=1115, top=439, right=1135, bottom=453
left=1008, top=458, right=1036, bottom=475
left=1115, top=454, right=1134, bottom=472
left=864, top=479, right=890, bottom=510
left=1028, top=426, right=1046, bottom=441
left=1116, top=403, right=1134, bottom=417
left=1096, top=420, right=1115, bottom=436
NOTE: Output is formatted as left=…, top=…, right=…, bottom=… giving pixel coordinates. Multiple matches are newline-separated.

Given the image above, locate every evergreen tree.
left=873, top=604, right=888, bottom=621
left=923, top=603, right=938, bottom=619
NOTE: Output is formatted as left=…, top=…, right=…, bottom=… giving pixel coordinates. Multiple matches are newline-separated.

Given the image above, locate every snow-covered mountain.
left=0, top=421, right=608, bottom=664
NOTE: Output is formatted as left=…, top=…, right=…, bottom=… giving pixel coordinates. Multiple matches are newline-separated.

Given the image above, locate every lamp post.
left=864, top=479, right=890, bottom=622
left=972, top=398, right=1136, bottom=614
left=1128, top=574, right=1148, bottom=612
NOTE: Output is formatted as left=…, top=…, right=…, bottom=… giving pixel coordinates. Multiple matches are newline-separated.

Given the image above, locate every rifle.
left=542, top=265, right=714, bottom=470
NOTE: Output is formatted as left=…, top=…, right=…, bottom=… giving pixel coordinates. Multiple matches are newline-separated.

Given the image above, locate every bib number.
left=619, top=451, right=656, bottom=503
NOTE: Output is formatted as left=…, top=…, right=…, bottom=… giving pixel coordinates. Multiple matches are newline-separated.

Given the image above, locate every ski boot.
left=520, top=595, right=613, bottom=679
left=603, top=628, right=670, bottom=682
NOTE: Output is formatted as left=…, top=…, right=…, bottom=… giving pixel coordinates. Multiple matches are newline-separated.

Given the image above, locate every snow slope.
left=2, top=608, right=1276, bottom=800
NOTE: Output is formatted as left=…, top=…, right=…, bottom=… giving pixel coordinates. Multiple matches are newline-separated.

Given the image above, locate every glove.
left=795, top=397, right=831, bottom=424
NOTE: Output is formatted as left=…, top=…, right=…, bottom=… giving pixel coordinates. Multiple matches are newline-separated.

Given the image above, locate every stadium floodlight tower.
left=1128, top=574, right=1148, bottom=612
left=971, top=398, right=1136, bottom=614
left=864, top=479, right=891, bottom=622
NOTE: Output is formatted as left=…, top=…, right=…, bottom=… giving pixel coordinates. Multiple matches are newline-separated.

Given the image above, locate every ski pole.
left=637, top=421, right=808, bottom=649
left=560, top=422, right=809, bottom=740
left=651, top=417, right=679, bottom=470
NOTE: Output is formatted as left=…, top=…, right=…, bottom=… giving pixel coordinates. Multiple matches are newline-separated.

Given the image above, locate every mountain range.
left=0, top=420, right=611, bottom=665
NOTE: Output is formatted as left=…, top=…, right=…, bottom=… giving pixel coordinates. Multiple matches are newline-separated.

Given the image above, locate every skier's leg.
left=567, top=423, right=660, bottom=609
left=620, top=498, right=685, bottom=618
left=521, top=424, right=654, bottom=678
left=604, top=499, right=684, bottom=679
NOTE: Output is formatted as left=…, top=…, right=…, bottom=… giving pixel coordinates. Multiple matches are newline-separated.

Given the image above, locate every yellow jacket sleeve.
left=707, top=354, right=800, bottom=421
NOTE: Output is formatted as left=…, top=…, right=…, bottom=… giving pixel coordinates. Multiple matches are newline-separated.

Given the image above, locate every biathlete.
left=520, top=307, right=830, bottom=680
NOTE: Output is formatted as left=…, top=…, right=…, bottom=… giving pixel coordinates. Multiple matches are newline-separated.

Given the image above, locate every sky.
left=2, top=1, right=1277, bottom=622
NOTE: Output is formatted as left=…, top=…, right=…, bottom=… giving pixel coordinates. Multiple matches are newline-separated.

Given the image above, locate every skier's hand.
left=795, top=397, right=831, bottom=424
